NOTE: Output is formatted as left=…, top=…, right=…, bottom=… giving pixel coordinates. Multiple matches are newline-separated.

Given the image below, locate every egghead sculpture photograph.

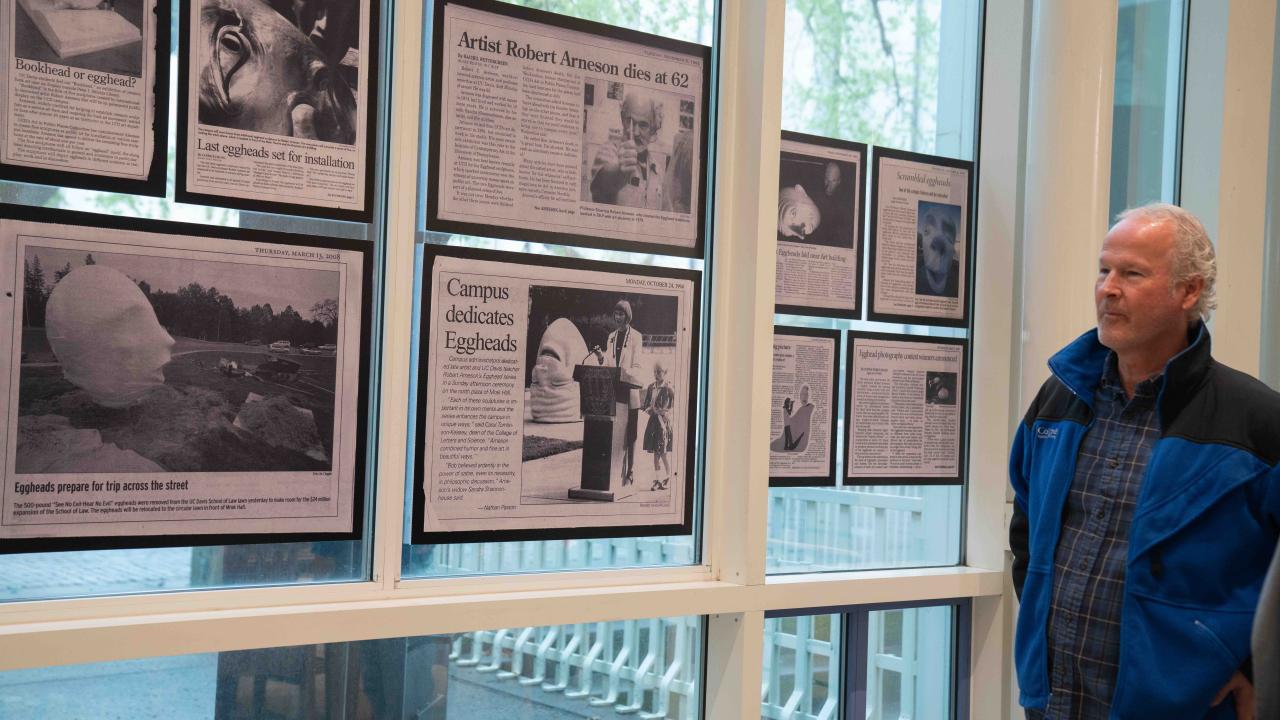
left=16, top=246, right=342, bottom=473
left=197, top=0, right=358, bottom=143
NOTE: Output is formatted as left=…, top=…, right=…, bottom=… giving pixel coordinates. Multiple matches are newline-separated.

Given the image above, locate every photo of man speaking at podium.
left=520, top=289, right=680, bottom=505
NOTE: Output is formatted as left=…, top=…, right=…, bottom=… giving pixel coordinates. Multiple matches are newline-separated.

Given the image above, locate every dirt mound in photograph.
left=233, top=393, right=329, bottom=463
left=22, top=384, right=330, bottom=472
left=16, top=415, right=164, bottom=474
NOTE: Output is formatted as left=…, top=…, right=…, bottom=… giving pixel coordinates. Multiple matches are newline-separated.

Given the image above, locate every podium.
left=568, top=364, right=638, bottom=502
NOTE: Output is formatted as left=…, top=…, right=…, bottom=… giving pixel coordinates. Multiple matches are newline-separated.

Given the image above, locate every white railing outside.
left=450, top=616, right=700, bottom=719
left=438, top=485, right=956, bottom=718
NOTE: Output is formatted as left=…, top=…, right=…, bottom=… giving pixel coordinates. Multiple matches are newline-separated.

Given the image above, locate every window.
left=1109, top=0, right=1188, bottom=217
left=0, top=1, right=1010, bottom=718
left=762, top=600, right=970, bottom=720
left=768, top=0, right=981, bottom=575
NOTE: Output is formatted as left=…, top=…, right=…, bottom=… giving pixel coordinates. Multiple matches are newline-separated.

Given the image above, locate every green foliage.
left=782, top=0, right=939, bottom=152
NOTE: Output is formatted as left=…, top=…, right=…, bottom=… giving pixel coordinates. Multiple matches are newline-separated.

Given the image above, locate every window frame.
left=0, top=1, right=1024, bottom=718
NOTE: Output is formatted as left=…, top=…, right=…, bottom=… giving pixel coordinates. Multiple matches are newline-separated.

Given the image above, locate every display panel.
left=175, top=0, right=380, bottom=221
left=768, top=326, right=840, bottom=487
left=414, top=244, right=700, bottom=543
left=426, top=0, right=711, bottom=257
left=774, top=132, right=866, bottom=318
left=867, top=147, right=973, bottom=327
left=0, top=206, right=372, bottom=552
left=0, top=0, right=168, bottom=196
left=843, top=332, right=966, bottom=485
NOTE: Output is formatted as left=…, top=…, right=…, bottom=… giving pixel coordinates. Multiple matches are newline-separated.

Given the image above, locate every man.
left=590, top=92, right=665, bottom=209
left=591, top=300, right=643, bottom=484
left=808, top=162, right=854, bottom=249
left=1010, top=203, right=1280, bottom=719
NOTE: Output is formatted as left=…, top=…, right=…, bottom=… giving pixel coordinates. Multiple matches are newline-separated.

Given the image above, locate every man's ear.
left=1179, top=275, right=1205, bottom=313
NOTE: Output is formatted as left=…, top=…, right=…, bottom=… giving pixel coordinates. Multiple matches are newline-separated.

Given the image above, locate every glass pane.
left=1109, top=0, right=1186, bottom=218
left=761, top=613, right=841, bottom=720
left=766, top=485, right=961, bottom=573
left=406, top=0, right=715, bottom=578
left=0, top=616, right=703, bottom=719
left=865, top=605, right=953, bottom=720
left=504, top=0, right=714, bottom=45
left=781, top=0, right=981, bottom=159
left=0, top=0, right=385, bottom=599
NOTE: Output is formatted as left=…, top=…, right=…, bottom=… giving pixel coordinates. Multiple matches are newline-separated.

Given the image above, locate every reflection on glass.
left=866, top=605, right=952, bottom=720
left=1109, top=0, right=1186, bottom=218
left=761, top=613, right=840, bottom=720
left=0, top=616, right=703, bottom=720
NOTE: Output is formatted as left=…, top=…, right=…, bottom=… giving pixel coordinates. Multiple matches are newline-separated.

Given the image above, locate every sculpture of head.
left=198, top=0, right=356, bottom=143
left=529, top=317, right=589, bottom=423
left=778, top=184, right=821, bottom=240
left=45, top=265, right=175, bottom=408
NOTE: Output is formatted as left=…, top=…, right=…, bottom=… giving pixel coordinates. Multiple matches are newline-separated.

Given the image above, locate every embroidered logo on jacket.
left=1035, top=426, right=1059, bottom=440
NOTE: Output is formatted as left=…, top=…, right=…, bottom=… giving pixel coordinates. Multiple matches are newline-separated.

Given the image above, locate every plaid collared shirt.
left=1027, top=353, right=1161, bottom=720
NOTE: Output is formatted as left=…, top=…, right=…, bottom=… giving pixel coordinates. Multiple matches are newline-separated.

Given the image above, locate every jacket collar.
left=1047, top=321, right=1211, bottom=423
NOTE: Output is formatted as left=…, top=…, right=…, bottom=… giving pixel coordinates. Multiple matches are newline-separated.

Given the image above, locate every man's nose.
left=1097, top=271, right=1120, bottom=295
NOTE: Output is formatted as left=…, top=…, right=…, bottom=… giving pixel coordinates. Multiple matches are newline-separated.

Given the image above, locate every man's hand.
left=617, top=140, right=639, bottom=175
left=1212, top=671, right=1255, bottom=720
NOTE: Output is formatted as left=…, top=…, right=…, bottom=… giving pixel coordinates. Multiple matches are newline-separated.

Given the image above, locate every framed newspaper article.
left=426, top=0, right=712, bottom=258
left=0, top=205, right=372, bottom=553
left=867, top=147, right=973, bottom=328
left=774, top=132, right=866, bottom=319
left=0, top=0, right=169, bottom=196
left=843, top=331, right=966, bottom=486
left=414, top=244, right=701, bottom=544
left=175, top=0, right=380, bottom=221
left=769, top=326, right=840, bottom=487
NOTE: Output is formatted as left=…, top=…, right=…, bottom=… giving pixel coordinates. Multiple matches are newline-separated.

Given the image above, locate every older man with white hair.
left=590, top=90, right=666, bottom=209
left=1009, top=203, right=1280, bottom=720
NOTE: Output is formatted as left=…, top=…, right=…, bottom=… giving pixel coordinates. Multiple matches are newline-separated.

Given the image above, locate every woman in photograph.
left=642, top=361, right=675, bottom=490
left=592, top=299, right=643, bottom=484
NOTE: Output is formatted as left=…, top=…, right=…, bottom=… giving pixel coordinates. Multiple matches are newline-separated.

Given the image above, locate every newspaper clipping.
left=430, top=0, right=707, bottom=254
left=845, top=334, right=964, bottom=483
left=869, top=150, right=972, bottom=325
left=418, top=248, right=699, bottom=538
left=179, top=0, right=373, bottom=216
left=0, top=0, right=160, bottom=188
left=769, top=327, right=838, bottom=486
left=775, top=134, right=864, bottom=316
left=0, top=216, right=366, bottom=545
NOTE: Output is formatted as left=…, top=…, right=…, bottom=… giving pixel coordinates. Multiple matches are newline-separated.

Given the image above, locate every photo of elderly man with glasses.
left=586, top=85, right=691, bottom=212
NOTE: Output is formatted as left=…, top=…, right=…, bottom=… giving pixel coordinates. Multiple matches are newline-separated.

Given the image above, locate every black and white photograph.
left=415, top=245, right=700, bottom=543
left=176, top=0, right=377, bottom=219
left=0, top=210, right=371, bottom=551
left=773, top=132, right=866, bottom=318
left=14, top=0, right=143, bottom=75
left=868, top=146, right=973, bottom=327
left=844, top=331, right=966, bottom=485
left=428, top=0, right=711, bottom=257
left=777, top=152, right=857, bottom=250
left=522, top=287, right=680, bottom=499
left=581, top=80, right=696, bottom=216
left=769, top=326, right=839, bottom=486
left=195, top=0, right=357, bottom=144
left=915, top=201, right=961, bottom=298
left=925, top=371, right=957, bottom=405
left=2, top=0, right=167, bottom=196
left=17, top=246, right=342, bottom=474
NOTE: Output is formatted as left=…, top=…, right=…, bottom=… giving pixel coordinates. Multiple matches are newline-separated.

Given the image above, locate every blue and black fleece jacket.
left=1009, top=323, right=1280, bottom=719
